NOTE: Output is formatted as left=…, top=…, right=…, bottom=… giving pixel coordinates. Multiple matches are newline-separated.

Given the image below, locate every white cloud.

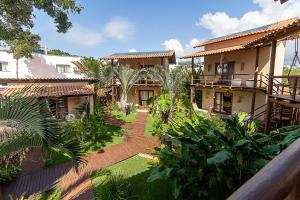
left=163, top=39, right=184, bottom=56
left=197, top=0, right=300, bottom=37
left=162, top=38, right=205, bottom=57
left=104, top=17, right=135, bottom=41
left=129, top=49, right=137, bottom=52
left=196, top=0, right=300, bottom=64
left=63, top=24, right=102, bottom=47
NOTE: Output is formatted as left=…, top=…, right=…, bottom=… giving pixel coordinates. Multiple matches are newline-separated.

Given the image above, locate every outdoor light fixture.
left=241, top=62, right=245, bottom=71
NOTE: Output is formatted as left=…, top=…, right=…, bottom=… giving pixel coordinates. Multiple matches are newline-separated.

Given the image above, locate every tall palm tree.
left=112, top=65, right=147, bottom=114
left=0, top=87, right=85, bottom=172
left=73, top=57, right=112, bottom=97
left=148, top=65, right=189, bottom=122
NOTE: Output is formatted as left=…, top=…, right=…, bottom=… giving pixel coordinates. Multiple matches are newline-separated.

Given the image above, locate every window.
left=73, top=66, right=81, bottom=74
left=0, top=62, right=9, bottom=72
left=139, top=90, right=154, bottom=106
left=215, top=62, right=235, bottom=85
left=56, top=64, right=71, bottom=73
left=214, top=92, right=232, bottom=114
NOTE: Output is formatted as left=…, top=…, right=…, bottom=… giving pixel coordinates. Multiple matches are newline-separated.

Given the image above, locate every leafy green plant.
left=0, top=87, right=85, bottom=177
left=100, top=173, right=134, bottom=200
left=0, top=160, right=21, bottom=183
left=148, top=113, right=300, bottom=200
left=150, top=93, right=198, bottom=136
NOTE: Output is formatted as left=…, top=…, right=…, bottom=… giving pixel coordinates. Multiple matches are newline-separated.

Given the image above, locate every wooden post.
left=292, top=78, right=298, bottom=100
left=191, top=57, right=195, bottom=75
left=251, top=47, right=260, bottom=118
left=260, top=73, right=263, bottom=88
left=265, top=40, right=277, bottom=134
left=111, top=59, right=115, bottom=102
left=190, top=86, right=194, bottom=102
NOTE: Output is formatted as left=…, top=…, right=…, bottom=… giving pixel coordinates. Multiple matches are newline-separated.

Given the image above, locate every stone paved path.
left=2, top=112, right=158, bottom=200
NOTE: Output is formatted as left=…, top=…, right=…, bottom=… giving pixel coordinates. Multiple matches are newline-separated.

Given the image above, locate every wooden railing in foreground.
left=228, top=138, right=300, bottom=200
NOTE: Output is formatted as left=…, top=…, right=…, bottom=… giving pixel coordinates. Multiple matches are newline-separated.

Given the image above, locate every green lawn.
left=45, top=123, right=126, bottom=167
left=111, top=110, right=137, bottom=123
left=91, top=156, right=174, bottom=200
left=145, top=115, right=155, bottom=137
left=26, top=188, right=61, bottom=200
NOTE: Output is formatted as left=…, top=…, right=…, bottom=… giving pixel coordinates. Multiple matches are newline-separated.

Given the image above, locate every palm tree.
left=73, top=57, right=112, bottom=98
left=112, top=65, right=147, bottom=114
left=0, top=87, right=85, bottom=173
left=148, top=65, right=189, bottom=122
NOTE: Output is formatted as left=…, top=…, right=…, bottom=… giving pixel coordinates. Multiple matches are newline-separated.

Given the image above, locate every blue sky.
left=32, top=0, right=300, bottom=62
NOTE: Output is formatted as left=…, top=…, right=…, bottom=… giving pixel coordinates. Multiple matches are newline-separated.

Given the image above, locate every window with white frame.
left=0, top=62, right=9, bottom=72
left=56, top=64, right=71, bottom=73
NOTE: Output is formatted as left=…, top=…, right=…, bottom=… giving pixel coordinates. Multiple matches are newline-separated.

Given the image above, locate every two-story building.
left=0, top=49, right=95, bottom=117
left=182, top=17, right=300, bottom=128
left=103, top=50, right=176, bottom=108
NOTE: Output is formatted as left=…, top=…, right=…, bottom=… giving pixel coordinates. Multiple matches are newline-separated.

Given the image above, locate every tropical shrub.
left=150, top=93, right=198, bottom=136
left=100, top=173, right=134, bottom=200
left=0, top=158, right=22, bottom=183
left=148, top=114, right=300, bottom=200
left=0, top=87, right=85, bottom=181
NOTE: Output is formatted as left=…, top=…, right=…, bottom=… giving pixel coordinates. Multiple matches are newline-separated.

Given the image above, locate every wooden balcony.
left=111, top=78, right=162, bottom=87
left=269, top=75, right=300, bottom=103
left=190, top=73, right=267, bottom=89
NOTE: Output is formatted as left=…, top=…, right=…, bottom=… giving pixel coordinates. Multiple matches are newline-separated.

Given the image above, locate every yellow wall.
left=67, top=96, right=88, bottom=114
left=127, top=86, right=162, bottom=105
left=118, top=58, right=165, bottom=69
left=203, top=42, right=285, bottom=86
left=197, top=88, right=266, bottom=117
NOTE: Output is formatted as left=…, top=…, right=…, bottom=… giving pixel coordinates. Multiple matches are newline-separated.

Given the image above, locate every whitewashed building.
left=0, top=48, right=95, bottom=117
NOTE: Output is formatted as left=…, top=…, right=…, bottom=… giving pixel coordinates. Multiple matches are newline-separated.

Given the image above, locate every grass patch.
left=45, top=123, right=126, bottom=167
left=26, top=188, right=61, bottom=200
left=91, top=156, right=173, bottom=200
left=145, top=115, right=155, bottom=137
left=111, top=111, right=137, bottom=123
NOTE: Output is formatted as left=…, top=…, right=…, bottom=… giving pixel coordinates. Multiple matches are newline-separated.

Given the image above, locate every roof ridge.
left=194, top=17, right=300, bottom=48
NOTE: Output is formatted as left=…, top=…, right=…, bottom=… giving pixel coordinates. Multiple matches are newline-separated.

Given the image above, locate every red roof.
left=0, top=85, right=95, bottom=97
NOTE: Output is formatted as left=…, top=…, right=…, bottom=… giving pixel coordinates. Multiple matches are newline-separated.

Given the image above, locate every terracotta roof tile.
left=103, top=50, right=176, bottom=61
left=0, top=78, right=97, bottom=84
left=0, top=85, right=95, bottom=97
left=245, top=18, right=300, bottom=47
left=181, top=45, right=245, bottom=58
left=194, top=17, right=299, bottom=47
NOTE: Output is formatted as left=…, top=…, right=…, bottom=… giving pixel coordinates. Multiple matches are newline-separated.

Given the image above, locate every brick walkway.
left=2, top=112, right=158, bottom=200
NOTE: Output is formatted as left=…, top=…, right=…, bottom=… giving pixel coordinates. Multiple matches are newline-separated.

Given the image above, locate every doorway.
left=195, top=90, right=203, bottom=109
left=215, top=62, right=235, bottom=84
left=139, top=90, right=154, bottom=106
left=214, top=92, right=232, bottom=114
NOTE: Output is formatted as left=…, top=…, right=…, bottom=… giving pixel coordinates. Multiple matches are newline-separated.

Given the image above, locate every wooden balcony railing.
left=112, top=78, right=161, bottom=86
left=228, top=138, right=300, bottom=200
left=270, top=75, right=300, bottom=101
left=191, top=73, right=267, bottom=88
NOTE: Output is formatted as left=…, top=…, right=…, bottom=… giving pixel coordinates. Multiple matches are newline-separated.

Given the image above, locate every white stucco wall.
left=0, top=51, right=84, bottom=79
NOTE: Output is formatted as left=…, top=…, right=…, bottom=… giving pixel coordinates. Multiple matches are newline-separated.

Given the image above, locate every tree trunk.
left=16, top=59, right=19, bottom=79
left=168, top=90, right=174, bottom=121
left=120, top=93, right=127, bottom=114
